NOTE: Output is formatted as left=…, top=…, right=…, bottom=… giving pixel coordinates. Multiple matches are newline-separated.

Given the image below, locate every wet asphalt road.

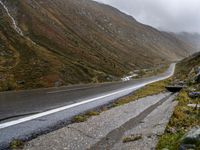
left=0, top=64, right=175, bottom=149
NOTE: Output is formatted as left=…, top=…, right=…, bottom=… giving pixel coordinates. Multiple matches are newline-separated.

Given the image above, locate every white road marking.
left=0, top=64, right=175, bottom=129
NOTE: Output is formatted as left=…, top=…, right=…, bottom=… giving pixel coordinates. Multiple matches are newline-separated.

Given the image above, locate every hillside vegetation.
left=0, top=0, right=194, bottom=91
left=157, top=52, right=200, bottom=149
left=175, top=52, right=200, bottom=80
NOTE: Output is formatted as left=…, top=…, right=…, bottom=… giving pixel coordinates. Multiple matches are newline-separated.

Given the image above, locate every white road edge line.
left=0, top=64, right=175, bottom=129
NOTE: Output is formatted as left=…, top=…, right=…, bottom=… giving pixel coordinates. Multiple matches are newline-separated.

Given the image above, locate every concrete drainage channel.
left=24, top=92, right=178, bottom=150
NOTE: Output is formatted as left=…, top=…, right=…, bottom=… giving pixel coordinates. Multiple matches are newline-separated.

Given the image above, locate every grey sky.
left=94, top=0, right=200, bottom=33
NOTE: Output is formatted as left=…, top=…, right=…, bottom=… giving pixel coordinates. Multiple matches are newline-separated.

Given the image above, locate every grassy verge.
left=9, top=139, right=24, bottom=150
left=72, top=111, right=100, bottom=123
left=157, top=53, right=200, bottom=150
left=72, top=78, right=171, bottom=123
left=157, top=90, right=200, bottom=150
left=113, top=78, right=171, bottom=107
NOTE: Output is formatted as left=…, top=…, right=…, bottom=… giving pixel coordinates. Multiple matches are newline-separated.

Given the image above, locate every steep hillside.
left=176, top=32, right=200, bottom=52
left=157, top=52, right=200, bottom=150
left=176, top=52, right=200, bottom=79
left=0, top=0, right=194, bottom=91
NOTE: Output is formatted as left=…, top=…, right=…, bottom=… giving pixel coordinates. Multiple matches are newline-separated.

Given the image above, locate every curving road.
left=0, top=63, right=175, bottom=149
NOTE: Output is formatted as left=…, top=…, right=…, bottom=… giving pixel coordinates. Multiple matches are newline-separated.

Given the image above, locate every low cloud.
left=95, top=0, right=200, bottom=33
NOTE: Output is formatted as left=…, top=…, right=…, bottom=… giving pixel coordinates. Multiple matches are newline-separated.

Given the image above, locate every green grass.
left=9, top=139, right=24, bottom=150
left=72, top=115, right=88, bottom=123
left=72, top=78, right=171, bottom=123
left=72, top=111, right=100, bottom=123
left=157, top=90, right=200, bottom=150
left=157, top=132, right=185, bottom=150
left=157, top=53, right=200, bottom=150
left=113, top=79, right=171, bottom=107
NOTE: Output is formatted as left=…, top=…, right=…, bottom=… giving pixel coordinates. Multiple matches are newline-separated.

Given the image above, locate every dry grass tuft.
left=123, top=135, right=142, bottom=143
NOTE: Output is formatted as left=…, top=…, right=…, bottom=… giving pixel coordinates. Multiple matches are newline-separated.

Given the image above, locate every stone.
left=195, top=73, right=200, bottom=83
left=54, top=80, right=63, bottom=87
left=187, top=104, right=200, bottom=108
left=178, top=81, right=186, bottom=86
left=16, top=80, right=25, bottom=85
left=195, top=67, right=200, bottom=74
left=188, top=92, right=200, bottom=99
left=179, top=144, right=196, bottom=150
left=180, top=127, right=200, bottom=150
left=166, top=127, right=177, bottom=134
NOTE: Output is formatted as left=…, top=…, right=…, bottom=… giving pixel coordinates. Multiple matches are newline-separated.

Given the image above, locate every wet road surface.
left=0, top=64, right=175, bottom=149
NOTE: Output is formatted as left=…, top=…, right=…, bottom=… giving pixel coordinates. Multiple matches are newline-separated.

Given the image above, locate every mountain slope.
left=0, top=0, right=194, bottom=91
left=176, top=52, right=200, bottom=79
left=176, top=32, right=200, bottom=52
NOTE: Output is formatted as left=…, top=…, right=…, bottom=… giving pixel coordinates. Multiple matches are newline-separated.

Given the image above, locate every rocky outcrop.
left=180, top=127, right=200, bottom=150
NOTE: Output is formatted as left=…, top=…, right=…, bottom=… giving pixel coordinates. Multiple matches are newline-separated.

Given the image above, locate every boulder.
left=180, top=127, right=200, bottom=150
left=187, top=104, right=200, bottom=108
left=194, top=66, right=200, bottom=83
left=179, top=144, right=196, bottom=150
left=54, top=80, right=63, bottom=87
left=16, top=80, right=25, bottom=85
left=195, top=67, right=200, bottom=74
left=195, top=73, right=200, bottom=83
left=166, top=127, right=177, bottom=134
left=188, top=92, right=200, bottom=99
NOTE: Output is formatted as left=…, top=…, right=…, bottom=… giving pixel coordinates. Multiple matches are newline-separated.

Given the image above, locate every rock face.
left=180, top=127, right=200, bottom=150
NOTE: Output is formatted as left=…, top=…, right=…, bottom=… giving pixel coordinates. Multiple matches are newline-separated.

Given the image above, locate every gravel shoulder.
left=24, top=92, right=177, bottom=150
left=112, top=93, right=178, bottom=150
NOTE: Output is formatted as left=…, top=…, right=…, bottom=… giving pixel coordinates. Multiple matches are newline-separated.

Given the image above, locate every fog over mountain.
left=95, top=0, right=200, bottom=33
